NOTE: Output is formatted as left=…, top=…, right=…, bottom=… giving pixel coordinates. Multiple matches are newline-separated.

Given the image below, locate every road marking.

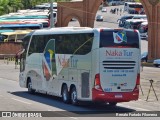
left=70, top=117, right=78, bottom=120
left=118, top=103, right=150, bottom=111
left=11, top=98, right=31, bottom=105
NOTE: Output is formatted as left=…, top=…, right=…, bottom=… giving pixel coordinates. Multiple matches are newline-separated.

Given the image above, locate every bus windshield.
left=1, top=30, right=32, bottom=42
left=129, top=4, right=143, bottom=8
left=100, top=30, right=139, bottom=48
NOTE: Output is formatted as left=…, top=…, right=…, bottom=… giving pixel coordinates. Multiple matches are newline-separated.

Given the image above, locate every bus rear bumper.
left=92, top=88, right=139, bottom=102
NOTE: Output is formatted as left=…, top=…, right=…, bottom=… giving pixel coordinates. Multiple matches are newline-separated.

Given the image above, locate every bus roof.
left=31, top=27, right=93, bottom=35
left=1, top=30, right=33, bottom=36
left=0, top=29, right=14, bottom=33
left=0, top=23, right=42, bottom=28
left=126, top=19, right=147, bottom=23
left=0, top=15, right=48, bottom=20
left=125, top=2, right=142, bottom=5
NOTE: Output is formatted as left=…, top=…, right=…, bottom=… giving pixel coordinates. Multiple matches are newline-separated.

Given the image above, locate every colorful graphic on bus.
left=113, top=31, right=127, bottom=43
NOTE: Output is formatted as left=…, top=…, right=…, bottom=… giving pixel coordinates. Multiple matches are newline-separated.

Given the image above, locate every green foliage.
left=134, top=0, right=140, bottom=2
left=0, top=0, right=72, bottom=15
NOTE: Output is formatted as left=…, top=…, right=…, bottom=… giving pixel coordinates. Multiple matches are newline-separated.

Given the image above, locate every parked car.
left=101, top=7, right=107, bottom=12
left=124, top=19, right=147, bottom=29
left=139, top=21, right=148, bottom=40
left=129, top=19, right=147, bottom=29
left=141, top=52, right=148, bottom=62
left=153, top=59, right=160, bottom=67
left=117, top=15, right=135, bottom=27
left=96, top=15, right=103, bottom=21
left=132, top=15, right=147, bottom=20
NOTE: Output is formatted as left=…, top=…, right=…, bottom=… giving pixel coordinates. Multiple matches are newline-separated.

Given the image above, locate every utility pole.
left=50, top=0, right=54, bottom=28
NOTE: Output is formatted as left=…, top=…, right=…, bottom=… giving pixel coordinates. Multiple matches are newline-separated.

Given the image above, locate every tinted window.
left=100, top=30, right=139, bottom=48
left=129, top=5, right=143, bottom=8
left=28, top=33, right=94, bottom=55
left=21, top=33, right=33, bottom=72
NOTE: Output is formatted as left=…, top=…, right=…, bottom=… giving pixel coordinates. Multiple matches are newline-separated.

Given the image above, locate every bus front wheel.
left=27, top=79, right=35, bottom=94
left=62, top=85, right=70, bottom=103
left=71, top=87, right=78, bottom=105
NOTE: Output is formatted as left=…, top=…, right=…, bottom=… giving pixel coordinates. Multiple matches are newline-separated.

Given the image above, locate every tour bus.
left=124, top=2, right=143, bottom=14
left=19, top=27, right=141, bottom=106
left=0, top=29, right=14, bottom=42
left=1, top=30, right=32, bottom=42
left=0, top=20, right=49, bottom=28
left=0, top=15, right=48, bottom=20
left=0, top=23, right=43, bottom=30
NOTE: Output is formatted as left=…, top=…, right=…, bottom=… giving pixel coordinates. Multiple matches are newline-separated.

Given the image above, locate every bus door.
left=99, top=30, right=140, bottom=93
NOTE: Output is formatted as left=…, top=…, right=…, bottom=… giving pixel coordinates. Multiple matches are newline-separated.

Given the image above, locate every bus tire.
left=71, top=87, right=78, bottom=105
left=108, top=102, right=117, bottom=106
left=62, top=85, right=70, bottom=104
left=154, top=64, right=159, bottom=67
left=27, top=79, right=35, bottom=94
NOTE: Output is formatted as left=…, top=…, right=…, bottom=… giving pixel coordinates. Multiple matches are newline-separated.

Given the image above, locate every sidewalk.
left=0, top=60, right=19, bottom=81
left=140, top=67, right=160, bottom=103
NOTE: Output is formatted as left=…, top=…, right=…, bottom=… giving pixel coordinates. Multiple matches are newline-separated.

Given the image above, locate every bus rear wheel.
left=62, top=85, right=70, bottom=103
left=71, top=87, right=78, bottom=105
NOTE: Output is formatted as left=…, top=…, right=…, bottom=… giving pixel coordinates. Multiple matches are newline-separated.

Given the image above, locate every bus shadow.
left=10, top=91, right=136, bottom=116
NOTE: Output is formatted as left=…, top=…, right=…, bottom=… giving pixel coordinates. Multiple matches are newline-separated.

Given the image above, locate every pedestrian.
left=117, top=8, right=119, bottom=15
left=15, top=53, right=18, bottom=69
left=120, top=8, right=122, bottom=16
left=15, top=48, right=25, bottom=69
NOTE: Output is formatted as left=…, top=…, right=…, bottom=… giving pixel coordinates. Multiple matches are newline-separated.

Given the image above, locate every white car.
left=101, top=8, right=107, bottom=12
left=153, top=59, right=160, bottom=67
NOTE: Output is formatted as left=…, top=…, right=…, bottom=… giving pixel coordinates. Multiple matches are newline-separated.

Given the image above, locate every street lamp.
left=50, top=0, right=54, bottom=28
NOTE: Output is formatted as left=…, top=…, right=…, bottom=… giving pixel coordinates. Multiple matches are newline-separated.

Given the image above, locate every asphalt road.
left=0, top=60, right=160, bottom=120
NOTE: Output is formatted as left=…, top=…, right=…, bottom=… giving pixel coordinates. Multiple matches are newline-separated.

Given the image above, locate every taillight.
left=100, top=29, right=104, bottom=32
left=94, top=74, right=103, bottom=91
left=134, top=74, right=140, bottom=91
left=134, top=29, right=138, bottom=32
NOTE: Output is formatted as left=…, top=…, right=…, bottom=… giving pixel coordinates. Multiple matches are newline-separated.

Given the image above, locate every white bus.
left=124, top=2, right=143, bottom=14
left=19, top=27, right=141, bottom=106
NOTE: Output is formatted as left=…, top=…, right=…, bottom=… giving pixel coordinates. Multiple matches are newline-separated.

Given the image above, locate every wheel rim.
left=28, top=82, right=32, bottom=92
left=71, top=90, right=77, bottom=103
left=63, top=89, right=67, bottom=101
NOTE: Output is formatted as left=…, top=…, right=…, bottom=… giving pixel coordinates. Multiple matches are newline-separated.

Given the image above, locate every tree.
left=0, top=0, right=72, bottom=15
left=0, top=0, right=10, bottom=15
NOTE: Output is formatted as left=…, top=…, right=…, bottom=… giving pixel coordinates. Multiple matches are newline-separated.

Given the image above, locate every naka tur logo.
left=113, top=31, right=127, bottom=44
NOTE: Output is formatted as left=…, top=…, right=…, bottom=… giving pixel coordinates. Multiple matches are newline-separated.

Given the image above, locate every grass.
left=141, top=62, right=154, bottom=67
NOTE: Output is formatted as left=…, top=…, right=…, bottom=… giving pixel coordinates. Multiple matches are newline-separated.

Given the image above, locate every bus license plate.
left=115, top=94, right=122, bottom=98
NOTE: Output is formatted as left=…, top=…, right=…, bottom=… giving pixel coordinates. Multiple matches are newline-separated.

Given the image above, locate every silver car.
left=153, top=59, right=160, bottom=67
left=96, top=15, right=103, bottom=21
